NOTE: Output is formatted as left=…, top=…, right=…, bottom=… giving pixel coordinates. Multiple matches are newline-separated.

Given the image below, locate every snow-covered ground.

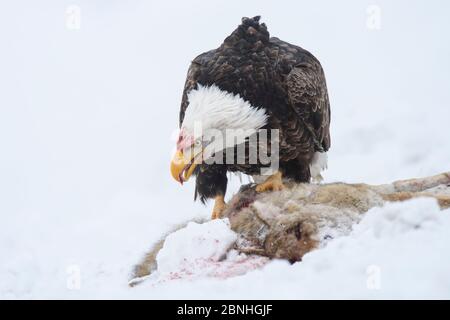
left=135, top=198, right=450, bottom=299
left=1, top=1, right=449, bottom=299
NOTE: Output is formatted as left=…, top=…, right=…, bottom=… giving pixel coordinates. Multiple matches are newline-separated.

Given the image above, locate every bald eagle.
left=170, top=16, right=331, bottom=218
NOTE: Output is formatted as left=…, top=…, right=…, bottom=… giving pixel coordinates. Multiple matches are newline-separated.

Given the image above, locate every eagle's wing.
left=286, top=62, right=331, bottom=152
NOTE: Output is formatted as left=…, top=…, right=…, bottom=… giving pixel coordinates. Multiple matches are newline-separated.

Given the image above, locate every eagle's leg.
left=255, top=171, right=285, bottom=193
left=194, top=164, right=228, bottom=219
left=211, top=195, right=227, bottom=219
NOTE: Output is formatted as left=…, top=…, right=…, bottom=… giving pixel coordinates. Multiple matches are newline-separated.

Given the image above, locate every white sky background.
left=0, top=1, right=449, bottom=298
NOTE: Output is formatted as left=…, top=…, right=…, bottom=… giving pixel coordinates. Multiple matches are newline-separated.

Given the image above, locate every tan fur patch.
left=131, top=172, right=450, bottom=284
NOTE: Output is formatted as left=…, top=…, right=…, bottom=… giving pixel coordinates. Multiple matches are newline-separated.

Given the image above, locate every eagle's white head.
left=170, top=85, right=268, bottom=184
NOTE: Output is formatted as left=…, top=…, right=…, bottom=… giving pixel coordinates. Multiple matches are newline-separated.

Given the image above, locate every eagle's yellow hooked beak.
left=170, top=148, right=201, bottom=184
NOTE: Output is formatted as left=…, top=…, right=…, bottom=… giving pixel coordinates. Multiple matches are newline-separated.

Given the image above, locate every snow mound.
left=354, top=197, right=443, bottom=238
left=142, top=219, right=269, bottom=284
left=156, top=219, right=237, bottom=274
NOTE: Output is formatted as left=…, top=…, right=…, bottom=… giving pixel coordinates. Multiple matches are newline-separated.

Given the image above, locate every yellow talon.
left=255, top=171, right=285, bottom=192
left=211, top=195, right=226, bottom=219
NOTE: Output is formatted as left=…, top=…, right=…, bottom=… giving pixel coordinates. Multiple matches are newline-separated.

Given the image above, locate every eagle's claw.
left=255, top=171, right=285, bottom=193
left=211, top=195, right=227, bottom=219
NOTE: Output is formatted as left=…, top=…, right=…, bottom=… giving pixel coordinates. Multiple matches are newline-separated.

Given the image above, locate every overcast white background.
left=1, top=0, right=449, bottom=298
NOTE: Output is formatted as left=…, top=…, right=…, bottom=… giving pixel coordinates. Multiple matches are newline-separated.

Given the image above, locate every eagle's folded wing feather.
left=286, top=63, right=331, bottom=152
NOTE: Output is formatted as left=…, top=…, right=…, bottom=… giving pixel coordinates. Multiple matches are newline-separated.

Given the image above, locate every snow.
left=154, top=219, right=238, bottom=276
left=1, top=0, right=450, bottom=299
left=131, top=219, right=268, bottom=286
left=133, top=197, right=450, bottom=299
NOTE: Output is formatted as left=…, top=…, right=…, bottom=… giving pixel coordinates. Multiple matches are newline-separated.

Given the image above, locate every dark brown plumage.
left=178, top=16, right=331, bottom=203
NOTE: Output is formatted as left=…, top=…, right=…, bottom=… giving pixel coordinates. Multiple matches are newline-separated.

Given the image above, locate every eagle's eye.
left=194, top=139, right=202, bottom=147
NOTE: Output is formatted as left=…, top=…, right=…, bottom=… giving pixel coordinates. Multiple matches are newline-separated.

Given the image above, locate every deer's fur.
left=130, top=172, right=450, bottom=284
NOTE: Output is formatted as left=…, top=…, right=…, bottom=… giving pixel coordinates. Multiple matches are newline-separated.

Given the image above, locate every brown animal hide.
left=130, top=172, right=450, bottom=284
